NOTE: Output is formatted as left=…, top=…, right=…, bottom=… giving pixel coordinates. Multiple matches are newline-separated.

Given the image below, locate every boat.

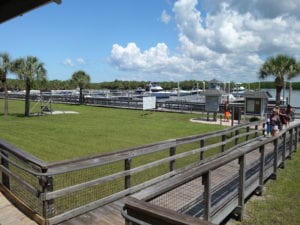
left=231, top=86, right=245, bottom=98
left=170, top=88, right=191, bottom=96
left=144, top=83, right=171, bottom=98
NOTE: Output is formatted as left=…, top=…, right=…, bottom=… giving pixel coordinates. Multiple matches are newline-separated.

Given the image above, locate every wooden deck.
left=0, top=192, right=38, bottom=225
left=0, top=122, right=298, bottom=225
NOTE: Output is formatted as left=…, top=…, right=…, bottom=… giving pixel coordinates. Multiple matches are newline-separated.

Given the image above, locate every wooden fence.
left=0, top=120, right=271, bottom=225
left=122, top=122, right=300, bottom=225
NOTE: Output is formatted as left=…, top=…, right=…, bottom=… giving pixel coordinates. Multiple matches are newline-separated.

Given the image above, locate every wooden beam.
left=0, top=0, right=61, bottom=24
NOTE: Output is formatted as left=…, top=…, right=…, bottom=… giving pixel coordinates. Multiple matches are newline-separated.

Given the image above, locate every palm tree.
left=11, top=56, right=47, bottom=116
left=71, top=70, right=90, bottom=104
left=259, top=54, right=300, bottom=105
left=0, top=53, right=11, bottom=116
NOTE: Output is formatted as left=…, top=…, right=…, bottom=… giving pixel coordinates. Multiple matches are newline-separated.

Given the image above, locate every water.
left=264, top=89, right=300, bottom=107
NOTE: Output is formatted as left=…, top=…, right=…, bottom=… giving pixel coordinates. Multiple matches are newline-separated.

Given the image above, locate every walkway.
left=0, top=192, right=37, bottom=225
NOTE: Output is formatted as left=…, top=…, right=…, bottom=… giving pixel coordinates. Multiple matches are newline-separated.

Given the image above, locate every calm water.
left=264, top=89, right=300, bottom=107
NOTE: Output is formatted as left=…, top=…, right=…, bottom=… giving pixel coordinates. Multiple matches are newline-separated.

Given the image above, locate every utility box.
left=203, top=90, right=222, bottom=121
left=244, top=91, right=268, bottom=116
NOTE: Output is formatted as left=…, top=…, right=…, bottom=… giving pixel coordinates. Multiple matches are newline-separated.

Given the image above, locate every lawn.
left=0, top=99, right=223, bottom=162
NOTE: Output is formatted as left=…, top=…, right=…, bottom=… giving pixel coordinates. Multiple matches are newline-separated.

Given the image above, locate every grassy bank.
left=0, top=99, right=223, bottom=162
left=230, top=149, right=300, bottom=225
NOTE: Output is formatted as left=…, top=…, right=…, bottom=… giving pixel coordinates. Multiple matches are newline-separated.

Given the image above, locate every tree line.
left=1, top=53, right=300, bottom=116
left=4, top=78, right=300, bottom=92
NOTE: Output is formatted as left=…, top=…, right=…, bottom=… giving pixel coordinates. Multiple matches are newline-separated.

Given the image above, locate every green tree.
left=11, top=56, right=47, bottom=116
left=259, top=54, right=300, bottom=105
left=71, top=70, right=90, bottom=104
left=0, top=53, right=11, bottom=116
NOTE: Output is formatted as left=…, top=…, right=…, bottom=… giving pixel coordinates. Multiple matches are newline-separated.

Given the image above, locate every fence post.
left=231, top=106, right=235, bottom=127
left=294, top=126, right=298, bottom=151
left=271, top=139, right=278, bottom=180
left=200, top=139, right=205, bottom=160
left=40, top=172, right=55, bottom=219
left=256, top=145, right=265, bottom=196
left=280, top=132, right=286, bottom=169
left=235, top=129, right=240, bottom=145
left=235, top=154, right=245, bottom=221
left=221, top=135, right=226, bottom=152
left=0, top=150, right=10, bottom=189
left=169, top=147, right=176, bottom=172
left=202, top=170, right=212, bottom=221
left=288, top=129, right=293, bottom=159
left=245, top=126, right=250, bottom=141
left=255, top=125, right=258, bottom=138
left=125, top=158, right=132, bottom=189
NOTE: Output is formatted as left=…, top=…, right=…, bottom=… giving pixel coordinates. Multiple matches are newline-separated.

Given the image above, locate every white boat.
left=170, top=88, right=191, bottom=96
left=231, top=86, right=245, bottom=97
left=145, top=83, right=170, bottom=98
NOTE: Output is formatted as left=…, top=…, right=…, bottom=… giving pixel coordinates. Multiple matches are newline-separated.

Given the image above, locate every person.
left=224, top=100, right=230, bottom=121
left=285, top=104, right=295, bottom=125
left=279, top=108, right=288, bottom=128
left=270, top=107, right=281, bottom=136
left=266, top=118, right=271, bottom=137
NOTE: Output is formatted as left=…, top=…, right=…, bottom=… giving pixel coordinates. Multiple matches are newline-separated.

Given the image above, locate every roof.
left=0, top=0, right=61, bottom=23
left=244, top=91, right=269, bottom=99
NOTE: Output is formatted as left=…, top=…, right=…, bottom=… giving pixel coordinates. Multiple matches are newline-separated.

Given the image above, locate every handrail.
left=123, top=122, right=299, bottom=224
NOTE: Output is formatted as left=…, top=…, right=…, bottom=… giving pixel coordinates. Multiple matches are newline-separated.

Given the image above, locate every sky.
left=1, top=0, right=300, bottom=83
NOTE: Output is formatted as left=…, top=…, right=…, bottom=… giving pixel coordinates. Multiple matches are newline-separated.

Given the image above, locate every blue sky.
left=1, top=0, right=300, bottom=83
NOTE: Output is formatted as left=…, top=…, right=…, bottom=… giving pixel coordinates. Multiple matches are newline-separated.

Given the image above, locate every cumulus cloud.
left=109, top=0, right=300, bottom=82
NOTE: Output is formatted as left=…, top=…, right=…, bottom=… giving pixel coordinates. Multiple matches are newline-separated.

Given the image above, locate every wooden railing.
left=0, top=120, right=270, bottom=225
left=123, top=122, right=300, bottom=225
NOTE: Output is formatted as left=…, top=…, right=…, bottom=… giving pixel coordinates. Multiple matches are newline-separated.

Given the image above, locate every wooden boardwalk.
left=0, top=122, right=298, bottom=225
left=0, top=192, right=38, bottom=225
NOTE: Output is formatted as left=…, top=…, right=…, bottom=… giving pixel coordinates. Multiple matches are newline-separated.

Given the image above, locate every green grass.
left=0, top=99, right=224, bottom=162
left=231, top=149, right=300, bottom=225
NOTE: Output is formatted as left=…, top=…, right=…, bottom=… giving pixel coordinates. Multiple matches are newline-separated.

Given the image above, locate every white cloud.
left=109, top=0, right=300, bottom=82
left=63, top=57, right=87, bottom=67
left=161, top=10, right=171, bottom=24
left=76, top=58, right=86, bottom=65
left=63, top=58, right=74, bottom=67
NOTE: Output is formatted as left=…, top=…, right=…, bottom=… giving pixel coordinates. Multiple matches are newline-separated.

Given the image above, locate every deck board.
left=0, top=193, right=38, bottom=225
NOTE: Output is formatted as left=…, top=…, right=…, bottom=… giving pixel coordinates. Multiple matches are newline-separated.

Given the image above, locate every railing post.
left=256, top=145, right=265, bottom=196
left=40, top=172, right=55, bottom=219
left=294, top=126, right=298, bottom=151
left=262, top=122, right=266, bottom=136
left=200, top=139, right=205, bottom=160
left=255, top=125, right=258, bottom=138
left=271, top=139, right=278, bottom=180
left=125, top=158, right=132, bottom=189
left=0, top=150, right=10, bottom=189
left=280, top=132, right=286, bottom=169
left=245, top=126, right=250, bottom=141
left=221, top=135, right=226, bottom=152
left=235, top=154, right=245, bottom=221
left=202, top=170, right=212, bottom=221
left=169, top=147, right=176, bottom=171
left=231, top=106, right=235, bottom=127
left=235, top=129, right=240, bottom=145
left=288, top=129, right=293, bottom=159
